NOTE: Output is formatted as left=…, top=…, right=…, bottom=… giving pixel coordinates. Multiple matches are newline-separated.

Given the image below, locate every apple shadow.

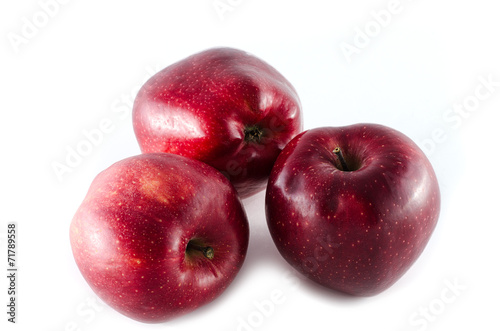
left=168, top=191, right=369, bottom=327
left=293, top=271, right=372, bottom=303
left=239, top=190, right=287, bottom=270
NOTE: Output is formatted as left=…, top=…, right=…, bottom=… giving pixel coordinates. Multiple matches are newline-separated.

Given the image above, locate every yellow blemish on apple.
left=139, top=172, right=193, bottom=205
left=139, top=177, right=172, bottom=204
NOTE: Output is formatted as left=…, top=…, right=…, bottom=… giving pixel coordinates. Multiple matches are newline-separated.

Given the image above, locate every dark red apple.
left=132, top=47, right=302, bottom=198
left=69, top=153, right=249, bottom=322
left=265, top=124, right=440, bottom=296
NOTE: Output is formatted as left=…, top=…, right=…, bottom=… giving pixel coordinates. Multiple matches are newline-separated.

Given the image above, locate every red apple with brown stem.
left=132, top=47, right=302, bottom=198
left=70, top=153, right=249, bottom=322
left=266, top=124, right=440, bottom=296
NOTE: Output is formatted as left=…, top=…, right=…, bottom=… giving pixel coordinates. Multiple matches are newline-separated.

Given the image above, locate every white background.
left=1, top=1, right=499, bottom=330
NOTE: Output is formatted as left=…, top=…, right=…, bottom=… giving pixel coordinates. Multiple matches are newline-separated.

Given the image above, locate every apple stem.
left=333, top=147, right=349, bottom=171
left=244, top=125, right=264, bottom=143
left=187, top=242, right=215, bottom=260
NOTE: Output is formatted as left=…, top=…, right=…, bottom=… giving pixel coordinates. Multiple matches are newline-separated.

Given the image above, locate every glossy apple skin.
left=133, top=47, right=302, bottom=198
left=70, top=153, right=249, bottom=323
left=266, top=124, right=440, bottom=296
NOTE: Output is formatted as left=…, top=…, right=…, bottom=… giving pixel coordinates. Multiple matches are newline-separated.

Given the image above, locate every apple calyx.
left=244, top=125, right=264, bottom=143
left=186, top=241, right=215, bottom=260
left=333, top=147, right=350, bottom=171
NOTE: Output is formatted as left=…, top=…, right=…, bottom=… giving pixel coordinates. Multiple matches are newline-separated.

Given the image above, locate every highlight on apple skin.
left=265, top=123, right=440, bottom=296
left=133, top=47, right=303, bottom=199
left=69, top=153, right=249, bottom=323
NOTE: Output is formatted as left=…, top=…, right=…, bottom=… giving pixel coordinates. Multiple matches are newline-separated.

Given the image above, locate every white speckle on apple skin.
left=132, top=47, right=303, bottom=198
left=70, top=153, right=249, bottom=322
left=266, top=124, right=440, bottom=296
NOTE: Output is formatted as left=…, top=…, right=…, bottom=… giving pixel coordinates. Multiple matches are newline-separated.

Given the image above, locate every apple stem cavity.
left=333, top=147, right=350, bottom=171
left=244, top=125, right=264, bottom=143
left=187, top=242, right=215, bottom=260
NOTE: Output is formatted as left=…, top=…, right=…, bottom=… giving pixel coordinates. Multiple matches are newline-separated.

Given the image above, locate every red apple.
left=132, top=47, right=302, bottom=198
left=265, top=124, right=440, bottom=296
left=69, top=153, right=249, bottom=322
